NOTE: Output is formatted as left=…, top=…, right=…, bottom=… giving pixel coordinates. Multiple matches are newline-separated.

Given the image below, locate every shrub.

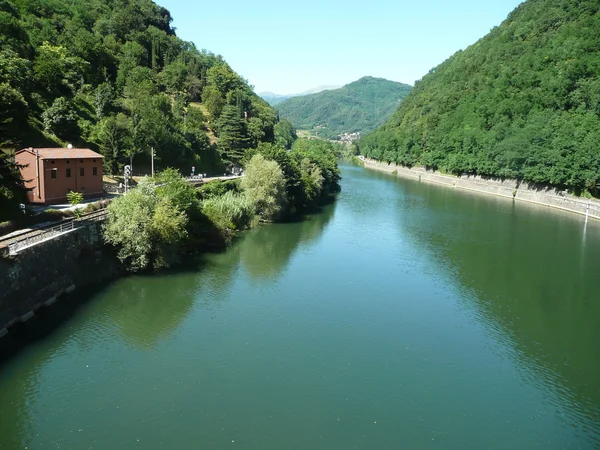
left=201, top=190, right=255, bottom=232
left=103, top=178, right=188, bottom=271
left=240, top=154, right=287, bottom=222
left=66, top=191, right=84, bottom=217
left=198, top=179, right=239, bottom=200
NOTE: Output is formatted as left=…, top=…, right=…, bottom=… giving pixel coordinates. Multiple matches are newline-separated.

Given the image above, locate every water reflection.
left=204, top=205, right=336, bottom=284
left=240, top=206, right=335, bottom=281
left=394, top=178, right=600, bottom=443
left=101, top=273, right=199, bottom=350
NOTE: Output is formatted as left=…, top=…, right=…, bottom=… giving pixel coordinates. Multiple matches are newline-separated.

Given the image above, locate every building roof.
left=16, top=147, right=104, bottom=159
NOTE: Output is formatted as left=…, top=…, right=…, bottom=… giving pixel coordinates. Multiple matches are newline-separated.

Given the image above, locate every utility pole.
left=151, top=147, right=155, bottom=176
left=124, top=165, right=131, bottom=194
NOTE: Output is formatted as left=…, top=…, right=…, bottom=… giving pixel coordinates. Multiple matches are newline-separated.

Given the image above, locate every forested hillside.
left=360, top=0, right=600, bottom=197
left=276, top=77, right=411, bottom=139
left=0, top=0, right=281, bottom=174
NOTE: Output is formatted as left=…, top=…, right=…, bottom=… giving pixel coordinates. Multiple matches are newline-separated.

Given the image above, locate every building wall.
left=43, top=158, right=104, bottom=203
left=16, top=151, right=45, bottom=203
left=75, top=157, right=103, bottom=197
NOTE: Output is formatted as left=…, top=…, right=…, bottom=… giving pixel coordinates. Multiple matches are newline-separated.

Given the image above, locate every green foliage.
left=244, top=139, right=341, bottom=215
left=42, top=97, right=79, bottom=139
left=299, top=158, right=324, bottom=204
left=0, top=0, right=282, bottom=176
left=217, top=104, right=250, bottom=164
left=66, top=190, right=83, bottom=206
left=240, top=154, right=287, bottom=222
left=291, top=139, right=341, bottom=198
left=103, top=177, right=188, bottom=271
left=360, top=0, right=600, bottom=196
left=198, top=179, right=239, bottom=200
left=93, top=113, right=130, bottom=174
left=274, top=118, right=297, bottom=149
left=153, top=168, right=198, bottom=213
left=0, top=151, right=28, bottom=221
left=201, top=190, right=255, bottom=232
left=277, top=77, right=412, bottom=139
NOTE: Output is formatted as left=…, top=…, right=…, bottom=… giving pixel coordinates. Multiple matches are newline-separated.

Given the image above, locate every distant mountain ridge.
left=275, top=77, right=412, bottom=139
left=259, top=85, right=341, bottom=105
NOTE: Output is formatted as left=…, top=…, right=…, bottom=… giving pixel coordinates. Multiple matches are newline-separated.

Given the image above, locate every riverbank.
left=362, top=158, right=600, bottom=220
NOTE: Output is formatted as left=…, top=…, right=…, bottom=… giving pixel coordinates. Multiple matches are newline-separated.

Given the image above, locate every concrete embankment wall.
left=363, top=158, right=600, bottom=220
left=0, top=222, right=121, bottom=335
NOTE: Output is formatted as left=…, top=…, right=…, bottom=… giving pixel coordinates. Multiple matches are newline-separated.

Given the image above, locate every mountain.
left=0, top=0, right=279, bottom=173
left=259, top=85, right=341, bottom=106
left=275, top=77, right=412, bottom=139
left=360, top=0, right=600, bottom=197
left=258, top=92, right=293, bottom=106
left=298, top=85, right=341, bottom=95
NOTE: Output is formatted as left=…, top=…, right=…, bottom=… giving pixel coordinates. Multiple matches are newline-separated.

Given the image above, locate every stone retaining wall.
left=363, top=159, right=600, bottom=220
left=0, top=222, right=121, bottom=334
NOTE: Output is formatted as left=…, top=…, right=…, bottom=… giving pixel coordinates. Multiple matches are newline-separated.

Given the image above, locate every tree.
left=240, top=154, right=287, bottom=222
left=0, top=151, right=28, bottom=221
left=42, top=97, right=79, bottom=139
left=0, top=2, right=32, bottom=58
left=217, top=105, right=250, bottom=164
left=94, top=113, right=130, bottom=174
left=0, top=82, right=27, bottom=140
left=274, top=118, right=297, bottom=149
left=103, top=178, right=188, bottom=271
left=159, top=60, right=188, bottom=94
left=94, top=82, right=114, bottom=119
left=246, top=142, right=305, bottom=214
left=299, top=158, right=324, bottom=204
left=154, top=168, right=198, bottom=214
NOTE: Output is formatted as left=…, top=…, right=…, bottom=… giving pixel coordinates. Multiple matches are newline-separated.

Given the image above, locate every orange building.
left=15, top=148, right=104, bottom=204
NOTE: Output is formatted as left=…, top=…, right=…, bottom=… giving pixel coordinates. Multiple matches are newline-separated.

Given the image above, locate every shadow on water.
left=0, top=256, right=217, bottom=364
left=392, top=176, right=600, bottom=443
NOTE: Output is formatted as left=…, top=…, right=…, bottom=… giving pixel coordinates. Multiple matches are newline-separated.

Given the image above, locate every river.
left=1, top=162, right=599, bottom=449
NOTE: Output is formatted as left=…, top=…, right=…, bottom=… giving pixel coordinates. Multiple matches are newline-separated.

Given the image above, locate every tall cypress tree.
left=217, top=105, right=250, bottom=164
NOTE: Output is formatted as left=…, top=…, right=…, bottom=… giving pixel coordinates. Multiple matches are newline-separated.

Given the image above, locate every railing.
left=185, top=175, right=205, bottom=182
left=7, top=209, right=108, bottom=255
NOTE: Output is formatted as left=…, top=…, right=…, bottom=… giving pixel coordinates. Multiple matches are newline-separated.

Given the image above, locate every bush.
left=103, top=178, right=188, bottom=271
left=66, top=191, right=84, bottom=206
left=240, top=154, right=287, bottom=222
left=201, top=190, right=255, bottom=232
left=198, top=179, right=239, bottom=200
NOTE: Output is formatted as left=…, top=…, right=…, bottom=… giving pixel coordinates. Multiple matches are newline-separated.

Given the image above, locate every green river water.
left=1, top=163, right=599, bottom=449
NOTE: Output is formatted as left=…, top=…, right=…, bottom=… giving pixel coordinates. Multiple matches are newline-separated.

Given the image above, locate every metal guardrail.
left=6, top=209, right=108, bottom=255
left=185, top=175, right=205, bottom=182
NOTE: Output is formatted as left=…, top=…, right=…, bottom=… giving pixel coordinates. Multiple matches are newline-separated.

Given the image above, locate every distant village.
left=337, top=131, right=361, bottom=142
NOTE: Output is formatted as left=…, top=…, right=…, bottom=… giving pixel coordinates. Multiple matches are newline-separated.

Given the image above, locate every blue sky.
left=159, top=0, right=524, bottom=94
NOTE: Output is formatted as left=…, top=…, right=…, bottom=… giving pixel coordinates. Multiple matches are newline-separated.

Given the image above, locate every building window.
left=93, top=167, right=98, bottom=176
left=80, top=159, right=83, bottom=163
left=80, top=167, right=85, bottom=176
left=51, top=170, right=57, bottom=179
left=51, top=160, right=55, bottom=164
left=66, top=168, right=71, bottom=178
left=66, top=160, right=70, bottom=164
left=93, top=159, right=96, bottom=163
